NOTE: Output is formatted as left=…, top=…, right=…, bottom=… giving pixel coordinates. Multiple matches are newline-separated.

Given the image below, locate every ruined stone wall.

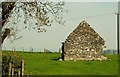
left=63, top=21, right=107, bottom=61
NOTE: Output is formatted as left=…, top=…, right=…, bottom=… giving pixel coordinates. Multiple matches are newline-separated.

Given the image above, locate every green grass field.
left=2, top=51, right=119, bottom=75
left=19, top=52, right=118, bottom=75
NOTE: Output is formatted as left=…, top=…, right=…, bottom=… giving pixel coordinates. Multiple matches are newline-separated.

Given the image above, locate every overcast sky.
left=2, top=1, right=119, bottom=52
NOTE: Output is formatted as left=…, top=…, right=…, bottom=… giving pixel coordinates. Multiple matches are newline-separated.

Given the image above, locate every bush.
left=2, top=51, right=22, bottom=75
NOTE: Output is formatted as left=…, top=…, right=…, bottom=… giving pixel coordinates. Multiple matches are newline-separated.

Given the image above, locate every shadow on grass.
left=51, top=57, right=61, bottom=61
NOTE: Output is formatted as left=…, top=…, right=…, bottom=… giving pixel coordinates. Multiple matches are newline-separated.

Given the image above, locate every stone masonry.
left=62, top=21, right=107, bottom=61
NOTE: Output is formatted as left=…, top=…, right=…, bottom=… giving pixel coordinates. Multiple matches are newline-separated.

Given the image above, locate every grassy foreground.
left=20, top=52, right=118, bottom=75
left=2, top=51, right=119, bottom=75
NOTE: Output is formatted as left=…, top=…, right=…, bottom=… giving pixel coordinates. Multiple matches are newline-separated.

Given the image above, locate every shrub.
left=2, top=51, right=22, bottom=75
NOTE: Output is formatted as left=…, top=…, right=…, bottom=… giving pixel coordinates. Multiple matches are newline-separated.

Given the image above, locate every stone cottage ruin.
left=62, top=21, right=107, bottom=61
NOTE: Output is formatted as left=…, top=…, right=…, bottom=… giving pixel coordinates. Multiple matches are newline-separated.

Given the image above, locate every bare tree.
left=0, top=0, right=67, bottom=47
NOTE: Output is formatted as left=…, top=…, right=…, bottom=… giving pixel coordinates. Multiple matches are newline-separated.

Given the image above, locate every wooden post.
left=11, top=68, right=14, bottom=77
left=118, top=1, right=120, bottom=55
left=8, top=62, right=12, bottom=77
left=0, top=53, right=2, bottom=77
left=117, top=13, right=119, bottom=55
left=18, top=70, right=20, bottom=77
left=20, top=60, right=24, bottom=76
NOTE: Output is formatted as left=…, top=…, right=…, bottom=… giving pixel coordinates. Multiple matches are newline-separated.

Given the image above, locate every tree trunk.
left=0, top=18, right=2, bottom=49
left=0, top=2, right=15, bottom=48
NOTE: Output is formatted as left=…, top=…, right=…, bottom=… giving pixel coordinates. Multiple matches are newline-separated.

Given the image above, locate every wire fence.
left=104, top=50, right=118, bottom=54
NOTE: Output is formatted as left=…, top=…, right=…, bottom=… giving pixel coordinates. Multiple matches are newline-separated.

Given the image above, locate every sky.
left=2, top=1, right=119, bottom=52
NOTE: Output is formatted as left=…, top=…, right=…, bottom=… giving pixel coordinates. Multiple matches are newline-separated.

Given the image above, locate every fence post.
left=12, top=68, right=14, bottom=77
left=8, top=62, right=12, bottom=77
left=20, top=60, right=24, bottom=77
left=18, top=70, right=20, bottom=77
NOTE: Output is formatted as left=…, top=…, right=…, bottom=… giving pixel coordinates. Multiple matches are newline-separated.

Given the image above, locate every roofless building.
left=62, top=21, right=107, bottom=61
